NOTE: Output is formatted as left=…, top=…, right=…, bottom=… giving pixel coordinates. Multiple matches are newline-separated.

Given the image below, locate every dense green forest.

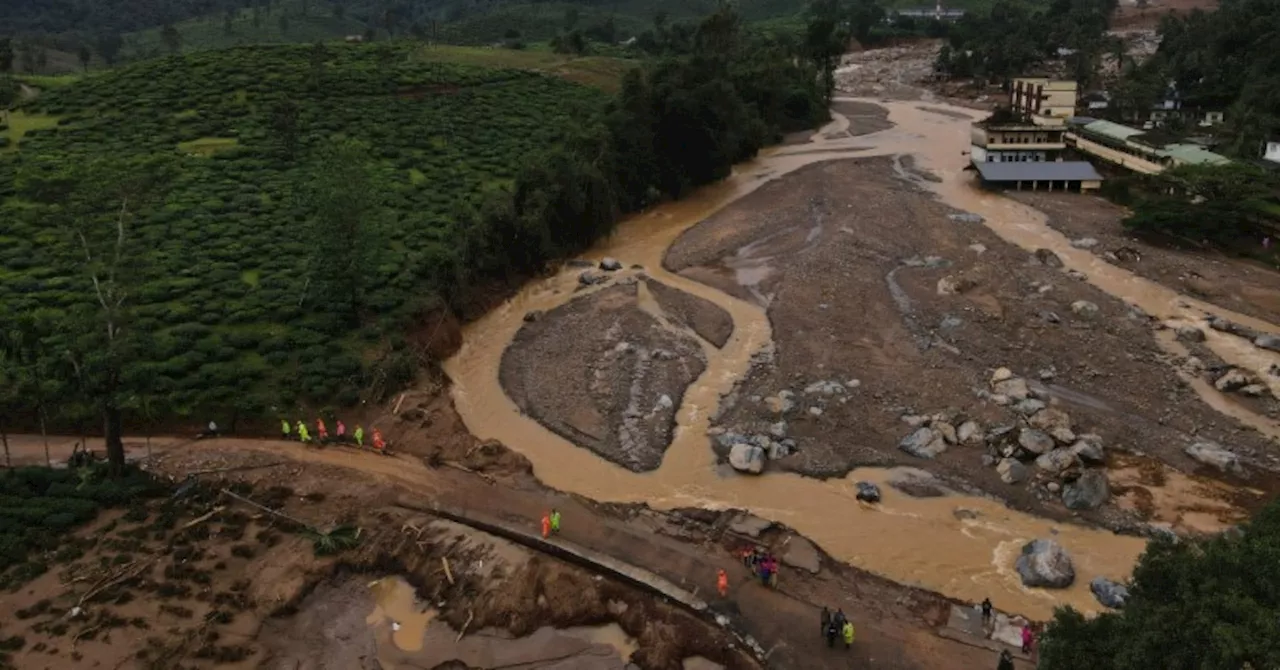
left=1114, top=0, right=1280, bottom=157
left=1039, top=498, right=1280, bottom=668
left=0, top=6, right=827, bottom=470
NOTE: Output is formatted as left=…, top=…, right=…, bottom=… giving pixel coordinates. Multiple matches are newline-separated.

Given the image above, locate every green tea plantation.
left=0, top=43, right=609, bottom=418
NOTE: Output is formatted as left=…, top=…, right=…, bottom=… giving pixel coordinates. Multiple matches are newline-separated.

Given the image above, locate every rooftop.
left=1078, top=119, right=1146, bottom=142
left=974, top=161, right=1103, bottom=182
left=1162, top=143, right=1232, bottom=166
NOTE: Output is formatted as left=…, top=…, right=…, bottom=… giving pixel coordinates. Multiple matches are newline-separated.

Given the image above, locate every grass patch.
left=1, top=111, right=61, bottom=152
left=176, top=137, right=240, bottom=156
left=16, top=74, right=84, bottom=90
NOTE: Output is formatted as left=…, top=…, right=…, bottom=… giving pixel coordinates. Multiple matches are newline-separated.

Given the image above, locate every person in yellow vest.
left=296, top=420, right=311, bottom=443
left=842, top=620, right=854, bottom=649
left=550, top=509, right=561, bottom=534
left=281, top=419, right=291, bottom=439
left=354, top=425, right=365, bottom=447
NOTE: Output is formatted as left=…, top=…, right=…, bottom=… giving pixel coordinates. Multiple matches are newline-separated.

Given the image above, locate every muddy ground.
left=500, top=280, right=708, bottom=472
left=1017, top=192, right=1280, bottom=329
left=657, top=153, right=1276, bottom=531
left=0, top=434, right=1032, bottom=669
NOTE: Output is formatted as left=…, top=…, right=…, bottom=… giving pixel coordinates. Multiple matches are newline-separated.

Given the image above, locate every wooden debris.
left=442, top=557, right=454, bottom=585
left=456, top=609, right=474, bottom=642
left=220, top=488, right=317, bottom=532
left=180, top=506, right=226, bottom=530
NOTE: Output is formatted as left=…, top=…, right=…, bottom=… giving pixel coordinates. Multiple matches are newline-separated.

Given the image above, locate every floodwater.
left=368, top=576, right=637, bottom=668
left=444, top=98, right=1280, bottom=621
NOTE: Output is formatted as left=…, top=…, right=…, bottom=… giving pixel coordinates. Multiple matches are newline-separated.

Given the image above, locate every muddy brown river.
left=444, top=98, right=1280, bottom=621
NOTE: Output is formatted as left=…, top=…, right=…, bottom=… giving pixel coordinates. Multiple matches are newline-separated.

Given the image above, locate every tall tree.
left=96, top=32, right=123, bottom=66
left=0, top=38, right=13, bottom=74
left=161, top=23, right=182, bottom=55
left=805, top=0, right=850, bottom=104
left=1040, top=498, right=1280, bottom=669
left=304, top=140, right=385, bottom=325
left=7, top=314, right=61, bottom=467
left=17, top=156, right=175, bottom=475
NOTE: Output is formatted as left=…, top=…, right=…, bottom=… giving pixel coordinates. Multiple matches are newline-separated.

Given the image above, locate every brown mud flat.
left=645, top=278, right=735, bottom=348
left=1016, top=192, right=1280, bottom=330
left=500, top=281, right=707, bottom=472
left=830, top=100, right=894, bottom=136
left=661, top=155, right=1274, bottom=528
left=1, top=436, right=1036, bottom=669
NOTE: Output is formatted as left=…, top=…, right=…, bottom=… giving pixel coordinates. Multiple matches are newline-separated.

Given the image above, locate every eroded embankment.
left=446, top=98, right=1280, bottom=621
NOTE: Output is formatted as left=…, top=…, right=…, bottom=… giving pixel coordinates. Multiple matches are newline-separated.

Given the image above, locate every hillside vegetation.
left=0, top=7, right=827, bottom=468
left=1, top=43, right=609, bottom=419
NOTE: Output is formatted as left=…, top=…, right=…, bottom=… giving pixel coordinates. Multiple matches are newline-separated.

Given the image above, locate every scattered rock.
left=993, top=378, right=1030, bottom=401
left=1069, top=439, right=1106, bottom=465
left=1175, top=325, right=1206, bottom=343
left=1090, top=576, right=1129, bottom=609
left=968, top=243, right=988, bottom=254
left=1039, top=310, right=1062, bottom=324
left=1029, top=408, right=1071, bottom=434
left=939, top=315, right=963, bottom=330
left=804, top=380, right=847, bottom=395
left=768, top=421, right=788, bottom=438
left=1070, top=237, right=1099, bottom=249
left=1034, top=249, right=1063, bottom=268
left=523, top=310, right=543, bottom=322
left=997, top=458, right=1028, bottom=484
left=728, top=443, right=766, bottom=474
left=1014, top=399, right=1046, bottom=416
left=935, top=421, right=958, bottom=445
left=1062, top=470, right=1110, bottom=510
left=899, top=427, right=948, bottom=459
left=1070, top=300, right=1099, bottom=318
left=654, top=394, right=674, bottom=411
left=1214, top=369, right=1251, bottom=392
left=578, top=270, right=607, bottom=286
left=991, top=367, right=1014, bottom=384
left=768, top=440, right=794, bottom=460
left=729, top=514, right=774, bottom=537
left=781, top=536, right=821, bottom=574
left=887, top=468, right=947, bottom=497
left=1066, top=270, right=1088, bottom=281
left=764, top=393, right=795, bottom=415
left=1046, top=481, right=1061, bottom=493
left=808, top=406, right=824, bottom=417
left=948, top=213, right=985, bottom=224
left=1184, top=442, right=1245, bottom=477
left=1035, top=449, right=1079, bottom=474
left=1255, top=334, right=1280, bottom=352
left=1015, top=539, right=1076, bottom=589
left=1209, top=317, right=1257, bottom=340
left=957, top=420, right=984, bottom=446
left=599, top=257, right=623, bottom=271
left=937, top=275, right=976, bottom=296
left=1240, top=384, right=1269, bottom=397
left=1018, top=428, right=1055, bottom=456
left=855, top=481, right=882, bottom=503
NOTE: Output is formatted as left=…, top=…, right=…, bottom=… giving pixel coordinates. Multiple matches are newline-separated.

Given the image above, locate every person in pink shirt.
left=316, top=418, right=328, bottom=443
left=336, top=420, right=347, bottom=442
left=1021, top=623, right=1034, bottom=654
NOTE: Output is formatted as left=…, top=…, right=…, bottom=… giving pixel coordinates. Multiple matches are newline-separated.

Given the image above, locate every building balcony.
left=981, top=142, right=1066, bottom=151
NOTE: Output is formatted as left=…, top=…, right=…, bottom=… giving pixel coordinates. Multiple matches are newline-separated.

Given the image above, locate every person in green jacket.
left=281, top=419, right=291, bottom=439
left=842, top=621, right=854, bottom=649
left=297, top=420, right=311, bottom=443
left=550, top=509, right=562, bottom=533
left=354, top=425, right=365, bottom=447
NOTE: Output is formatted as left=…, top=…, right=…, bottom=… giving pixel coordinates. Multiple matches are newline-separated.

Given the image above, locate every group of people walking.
left=740, top=545, right=779, bottom=588
left=820, top=607, right=855, bottom=649
left=982, top=596, right=1034, bottom=668
left=282, top=417, right=386, bottom=452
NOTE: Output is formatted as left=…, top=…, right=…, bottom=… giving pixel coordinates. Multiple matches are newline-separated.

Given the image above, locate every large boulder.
left=997, top=458, right=1028, bottom=484
left=1185, top=442, right=1246, bottom=477
left=1214, top=369, right=1251, bottom=392
left=1070, top=438, right=1106, bottom=465
left=1255, top=334, right=1280, bottom=352
left=1063, top=470, right=1110, bottom=510
left=781, top=536, right=821, bottom=574
left=1036, top=448, right=1079, bottom=474
left=1071, top=300, right=1100, bottom=318
left=728, top=443, right=766, bottom=474
left=1015, top=539, right=1076, bottom=589
left=855, top=481, right=882, bottom=503
left=1029, top=408, right=1072, bottom=435
left=1018, top=428, right=1056, bottom=456
left=887, top=468, right=947, bottom=497
left=993, top=378, right=1030, bottom=401
left=1090, top=576, right=1129, bottom=609
left=957, top=420, right=984, bottom=446
left=1034, top=248, right=1063, bottom=268
left=599, top=257, right=623, bottom=271
left=899, top=427, right=948, bottom=459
